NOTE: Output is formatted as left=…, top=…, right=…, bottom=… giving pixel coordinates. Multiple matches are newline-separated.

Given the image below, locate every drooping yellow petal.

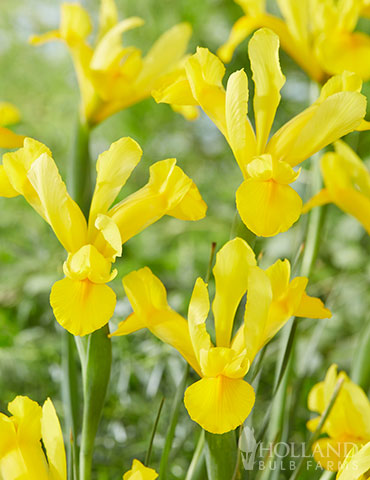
left=27, top=153, right=88, bottom=252
left=50, top=278, right=116, bottom=336
left=109, top=159, right=206, bottom=243
left=7, top=395, right=42, bottom=443
left=212, top=238, right=256, bottom=347
left=185, top=48, right=227, bottom=136
left=188, top=277, right=212, bottom=363
left=41, top=399, right=67, bottom=480
left=0, top=126, right=25, bottom=149
left=337, top=442, right=370, bottom=480
left=236, top=178, right=302, bottom=237
left=152, top=69, right=197, bottom=106
left=118, top=268, right=201, bottom=375
left=123, top=459, right=158, bottom=480
left=184, top=376, right=255, bottom=434
left=109, top=312, right=146, bottom=336
left=89, top=137, right=142, bottom=226
left=277, top=0, right=309, bottom=46
left=294, top=291, right=331, bottom=319
left=271, top=92, right=366, bottom=167
left=302, top=188, right=332, bottom=214
left=0, top=165, right=19, bottom=198
left=248, top=28, right=285, bottom=153
left=225, top=69, right=256, bottom=176
left=136, top=23, right=192, bottom=92
left=243, top=266, right=272, bottom=363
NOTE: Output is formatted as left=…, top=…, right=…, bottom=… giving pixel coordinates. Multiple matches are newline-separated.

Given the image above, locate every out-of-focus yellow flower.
left=0, top=395, right=66, bottom=480
left=218, top=0, right=370, bottom=83
left=123, top=459, right=158, bottom=480
left=336, top=442, right=370, bottom=480
left=111, top=237, right=331, bottom=434
left=0, top=102, right=25, bottom=149
left=0, top=137, right=206, bottom=336
left=30, top=0, right=197, bottom=126
left=307, top=364, right=370, bottom=472
left=303, top=141, right=370, bottom=234
left=154, top=28, right=367, bottom=237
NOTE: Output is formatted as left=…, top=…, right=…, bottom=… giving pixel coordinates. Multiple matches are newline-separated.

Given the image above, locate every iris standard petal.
left=188, top=277, right=212, bottom=363
left=184, top=376, right=255, bottom=434
left=41, top=399, right=67, bottom=480
left=212, top=238, right=256, bottom=347
left=248, top=28, right=285, bottom=154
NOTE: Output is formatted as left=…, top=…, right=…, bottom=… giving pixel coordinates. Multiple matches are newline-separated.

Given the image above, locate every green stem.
left=159, top=364, right=189, bottom=479
left=68, top=115, right=92, bottom=217
left=145, top=396, right=165, bottom=466
left=351, top=319, right=370, bottom=392
left=61, top=331, right=80, bottom=480
left=185, top=430, right=206, bottom=480
left=205, top=430, right=237, bottom=480
left=79, top=325, right=112, bottom=480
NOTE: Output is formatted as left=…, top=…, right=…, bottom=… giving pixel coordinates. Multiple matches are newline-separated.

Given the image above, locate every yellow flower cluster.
left=111, top=238, right=331, bottom=433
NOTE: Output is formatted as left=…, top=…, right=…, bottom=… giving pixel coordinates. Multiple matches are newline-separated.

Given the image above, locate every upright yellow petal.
left=136, top=23, right=192, bottom=91
left=212, top=238, right=256, bottom=347
left=41, top=399, right=67, bottom=480
left=236, top=0, right=266, bottom=15
left=185, top=48, right=227, bottom=136
left=225, top=70, right=256, bottom=176
left=188, top=277, right=212, bottom=363
left=152, top=69, right=197, bottom=107
left=98, top=0, right=118, bottom=41
left=89, top=137, right=142, bottom=226
left=119, top=268, right=201, bottom=375
left=60, top=3, right=92, bottom=41
left=109, top=159, right=206, bottom=243
left=184, top=376, right=255, bottom=434
left=243, top=266, right=272, bottom=363
left=123, top=459, right=158, bottom=480
left=236, top=177, right=302, bottom=237
left=277, top=0, right=309, bottom=46
left=50, top=278, right=116, bottom=336
left=7, top=396, right=42, bottom=443
left=90, top=18, right=144, bottom=71
left=27, top=153, right=87, bottom=252
left=248, top=28, right=285, bottom=153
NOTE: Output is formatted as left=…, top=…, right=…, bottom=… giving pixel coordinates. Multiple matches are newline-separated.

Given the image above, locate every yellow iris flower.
left=218, top=0, right=370, bottom=83
left=307, top=364, right=370, bottom=472
left=0, top=395, right=66, bottom=480
left=0, top=102, right=25, bottom=149
left=153, top=28, right=367, bottom=237
left=303, top=140, right=370, bottom=234
left=123, top=459, right=158, bottom=480
left=111, top=237, right=330, bottom=434
left=336, top=442, right=370, bottom=480
left=0, top=137, right=206, bottom=336
left=30, top=0, right=197, bottom=126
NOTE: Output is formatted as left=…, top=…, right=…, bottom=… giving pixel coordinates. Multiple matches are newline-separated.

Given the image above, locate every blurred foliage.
left=0, top=0, right=369, bottom=478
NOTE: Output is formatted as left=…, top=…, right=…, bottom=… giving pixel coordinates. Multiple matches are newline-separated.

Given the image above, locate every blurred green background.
left=0, top=0, right=369, bottom=478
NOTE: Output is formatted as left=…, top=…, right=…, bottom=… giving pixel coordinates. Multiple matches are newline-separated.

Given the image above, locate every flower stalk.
left=205, top=431, right=238, bottom=480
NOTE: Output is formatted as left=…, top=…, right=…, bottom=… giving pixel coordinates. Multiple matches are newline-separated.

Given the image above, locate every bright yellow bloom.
left=336, top=442, right=370, bottom=480
left=0, top=102, right=25, bottom=149
left=303, top=140, right=370, bottom=234
left=0, top=137, right=206, bottom=336
left=111, top=237, right=330, bottom=434
left=218, top=0, right=370, bottom=83
left=154, top=28, right=367, bottom=237
left=30, top=0, right=197, bottom=126
left=123, top=459, right=158, bottom=480
left=0, top=395, right=66, bottom=480
left=308, top=364, right=370, bottom=472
